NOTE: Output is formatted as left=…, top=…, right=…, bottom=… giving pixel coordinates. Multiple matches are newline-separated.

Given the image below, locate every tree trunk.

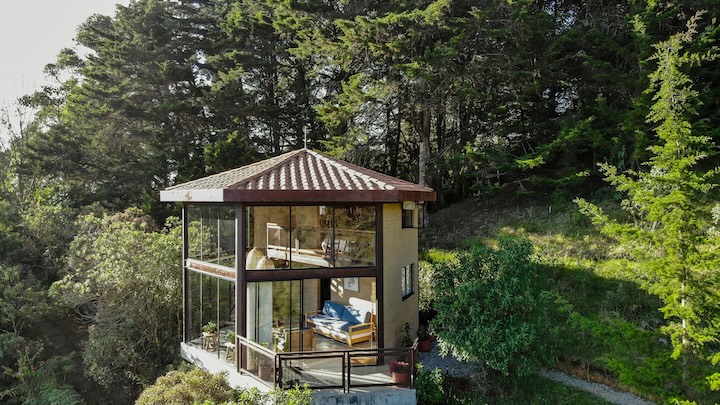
left=417, top=108, right=430, bottom=188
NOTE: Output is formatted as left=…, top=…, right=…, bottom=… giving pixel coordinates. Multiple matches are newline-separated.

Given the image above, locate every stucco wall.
left=382, top=203, right=419, bottom=348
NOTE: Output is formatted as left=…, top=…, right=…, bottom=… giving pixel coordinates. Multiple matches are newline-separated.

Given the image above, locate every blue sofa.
left=305, top=300, right=375, bottom=347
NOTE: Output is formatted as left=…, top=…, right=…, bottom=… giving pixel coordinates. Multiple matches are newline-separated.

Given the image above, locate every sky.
left=0, top=0, right=130, bottom=145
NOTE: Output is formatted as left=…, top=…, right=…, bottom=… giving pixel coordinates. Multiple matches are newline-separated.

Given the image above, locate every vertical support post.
left=344, top=352, right=349, bottom=393
left=236, top=204, right=247, bottom=372
left=182, top=204, right=189, bottom=343
left=375, top=204, right=384, bottom=352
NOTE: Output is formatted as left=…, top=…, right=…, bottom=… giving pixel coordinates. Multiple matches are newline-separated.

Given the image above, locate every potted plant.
left=202, top=322, right=218, bottom=351
left=227, top=331, right=236, bottom=344
left=202, top=321, right=218, bottom=334
left=397, top=322, right=413, bottom=348
left=417, top=324, right=431, bottom=352
left=387, top=361, right=411, bottom=386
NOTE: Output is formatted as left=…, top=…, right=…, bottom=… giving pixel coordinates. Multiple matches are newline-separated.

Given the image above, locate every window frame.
left=401, top=208, right=414, bottom=228
left=401, top=263, right=414, bottom=300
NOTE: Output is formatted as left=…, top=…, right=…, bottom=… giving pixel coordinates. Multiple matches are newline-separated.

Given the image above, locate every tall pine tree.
left=577, top=13, right=720, bottom=395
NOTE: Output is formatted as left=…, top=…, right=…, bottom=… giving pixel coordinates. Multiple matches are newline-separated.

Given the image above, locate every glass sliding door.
left=247, top=280, right=309, bottom=352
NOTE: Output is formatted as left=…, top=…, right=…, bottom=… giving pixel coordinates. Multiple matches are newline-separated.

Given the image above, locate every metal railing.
left=237, top=336, right=418, bottom=393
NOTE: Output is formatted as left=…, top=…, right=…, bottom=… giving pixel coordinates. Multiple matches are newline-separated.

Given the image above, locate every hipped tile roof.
left=160, top=148, right=436, bottom=203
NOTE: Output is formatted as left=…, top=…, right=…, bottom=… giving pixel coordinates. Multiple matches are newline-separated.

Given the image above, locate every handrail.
left=237, top=335, right=418, bottom=392
left=237, top=336, right=274, bottom=357
left=276, top=344, right=417, bottom=392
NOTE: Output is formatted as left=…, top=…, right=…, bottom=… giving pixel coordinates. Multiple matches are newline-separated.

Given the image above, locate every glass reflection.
left=245, top=205, right=376, bottom=269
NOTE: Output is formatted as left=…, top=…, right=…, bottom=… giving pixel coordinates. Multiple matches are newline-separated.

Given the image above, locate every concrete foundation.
left=312, top=389, right=416, bottom=405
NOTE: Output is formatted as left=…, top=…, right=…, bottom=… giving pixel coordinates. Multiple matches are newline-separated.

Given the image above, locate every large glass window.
left=187, top=205, right=236, bottom=268
left=187, top=271, right=236, bottom=360
left=334, top=206, right=376, bottom=267
left=245, top=205, right=376, bottom=269
left=289, top=206, right=333, bottom=269
left=246, top=206, right=290, bottom=270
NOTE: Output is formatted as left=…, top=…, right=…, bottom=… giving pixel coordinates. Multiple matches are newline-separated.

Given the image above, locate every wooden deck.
left=185, top=331, right=410, bottom=392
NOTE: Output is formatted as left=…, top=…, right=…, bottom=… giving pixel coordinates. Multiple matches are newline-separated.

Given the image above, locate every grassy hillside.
left=422, top=196, right=717, bottom=403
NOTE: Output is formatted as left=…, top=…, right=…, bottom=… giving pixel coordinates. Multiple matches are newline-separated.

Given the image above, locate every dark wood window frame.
left=401, top=263, right=414, bottom=300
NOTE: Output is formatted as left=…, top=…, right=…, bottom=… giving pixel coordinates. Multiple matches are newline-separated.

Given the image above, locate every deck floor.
left=186, top=329, right=397, bottom=391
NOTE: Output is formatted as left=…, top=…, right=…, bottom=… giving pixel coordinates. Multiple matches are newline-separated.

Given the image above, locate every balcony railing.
left=237, top=336, right=418, bottom=393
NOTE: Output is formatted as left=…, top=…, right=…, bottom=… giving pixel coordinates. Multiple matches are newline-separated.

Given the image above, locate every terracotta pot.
left=392, top=371, right=411, bottom=387
left=417, top=338, right=431, bottom=352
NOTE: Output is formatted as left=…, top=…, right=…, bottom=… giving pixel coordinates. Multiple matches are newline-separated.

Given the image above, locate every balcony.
left=181, top=335, right=418, bottom=394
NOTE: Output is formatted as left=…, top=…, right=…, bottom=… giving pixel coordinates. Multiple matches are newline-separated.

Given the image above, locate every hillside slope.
left=421, top=196, right=717, bottom=403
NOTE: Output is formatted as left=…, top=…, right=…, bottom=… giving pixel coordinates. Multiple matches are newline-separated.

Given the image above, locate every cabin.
left=160, top=148, right=435, bottom=396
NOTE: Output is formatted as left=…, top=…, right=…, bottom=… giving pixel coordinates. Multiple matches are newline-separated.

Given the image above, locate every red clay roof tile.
left=160, top=148, right=436, bottom=203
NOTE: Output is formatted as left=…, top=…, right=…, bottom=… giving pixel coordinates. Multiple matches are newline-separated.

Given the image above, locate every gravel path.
left=538, top=369, right=655, bottom=405
left=418, top=345, right=485, bottom=377
left=418, top=345, right=655, bottom=405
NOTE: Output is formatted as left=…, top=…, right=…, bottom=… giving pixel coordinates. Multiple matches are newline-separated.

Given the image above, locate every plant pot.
left=392, top=371, right=411, bottom=387
left=417, top=338, right=431, bottom=352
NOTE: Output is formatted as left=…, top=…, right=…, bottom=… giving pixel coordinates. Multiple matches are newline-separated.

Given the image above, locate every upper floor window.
left=401, top=201, right=424, bottom=229
left=402, top=209, right=413, bottom=228
left=246, top=205, right=376, bottom=270
left=187, top=205, right=236, bottom=268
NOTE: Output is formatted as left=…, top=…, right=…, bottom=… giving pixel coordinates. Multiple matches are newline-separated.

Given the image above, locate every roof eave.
left=159, top=188, right=436, bottom=203
left=160, top=189, right=225, bottom=202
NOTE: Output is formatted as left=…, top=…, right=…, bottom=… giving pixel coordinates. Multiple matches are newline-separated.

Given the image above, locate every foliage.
left=135, top=368, right=234, bottom=405
left=432, top=237, right=566, bottom=377
left=418, top=249, right=457, bottom=312
left=415, top=365, right=458, bottom=405
left=14, top=0, right=720, bottom=212
left=0, top=336, right=83, bottom=405
left=387, top=361, right=410, bottom=374
left=0, top=0, right=719, bottom=403
left=203, top=322, right=218, bottom=334
left=576, top=12, right=720, bottom=397
left=397, top=322, right=413, bottom=347
left=50, top=209, right=182, bottom=395
left=137, top=367, right=312, bottom=405
left=0, top=265, right=49, bottom=333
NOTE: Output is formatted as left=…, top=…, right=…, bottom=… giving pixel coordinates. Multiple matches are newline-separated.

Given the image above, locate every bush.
left=135, top=368, right=234, bottom=405
left=416, top=365, right=451, bottom=405
left=432, top=237, right=565, bottom=377
left=137, top=367, right=313, bottom=405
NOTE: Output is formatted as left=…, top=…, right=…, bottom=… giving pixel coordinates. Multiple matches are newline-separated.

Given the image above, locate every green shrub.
left=138, top=368, right=313, bottom=405
left=0, top=335, right=83, bottom=405
left=432, top=237, right=566, bottom=377
left=135, top=368, right=234, bottom=405
left=416, top=365, right=450, bottom=405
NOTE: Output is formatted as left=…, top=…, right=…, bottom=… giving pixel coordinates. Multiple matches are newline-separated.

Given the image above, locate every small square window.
left=401, top=263, right=414, bottom=300
left=402, top=209, right=413, bottom=228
